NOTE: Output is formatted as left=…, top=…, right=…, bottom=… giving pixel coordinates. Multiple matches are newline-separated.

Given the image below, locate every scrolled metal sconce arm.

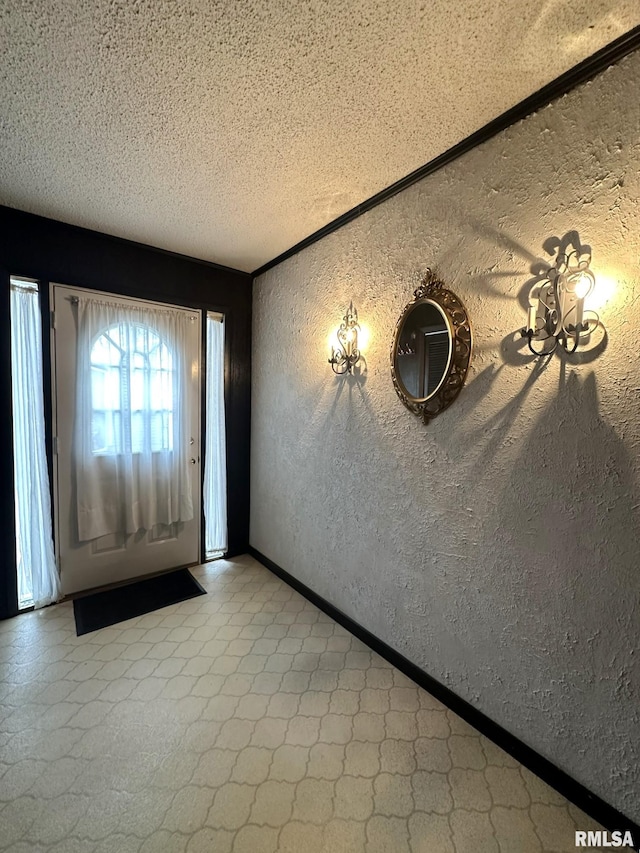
left=329, top=302, right=362, bottom=375
left=521, top=249, right=600, bottom=356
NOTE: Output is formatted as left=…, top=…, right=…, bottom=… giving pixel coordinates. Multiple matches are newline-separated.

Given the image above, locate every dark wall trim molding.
left=249, top=546, right=640, bottom=839
left=252, top=25, right=640, bottom=278
left=0, top=206, right=252, bottom=620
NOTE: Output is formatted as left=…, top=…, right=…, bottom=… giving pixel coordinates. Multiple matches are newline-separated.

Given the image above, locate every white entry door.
left=51, top=284, right=201, bottom=596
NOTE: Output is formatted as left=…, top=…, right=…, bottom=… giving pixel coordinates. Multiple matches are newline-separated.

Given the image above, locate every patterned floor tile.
left=0, top=555, right=606, bottom=851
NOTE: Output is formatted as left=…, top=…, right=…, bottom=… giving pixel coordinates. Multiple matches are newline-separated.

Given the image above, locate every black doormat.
left=73, top=568, right=206, bottom=636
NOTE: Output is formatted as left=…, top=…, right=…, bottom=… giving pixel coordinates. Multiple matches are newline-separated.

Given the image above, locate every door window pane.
left=90, top=322, right=174, bottom=455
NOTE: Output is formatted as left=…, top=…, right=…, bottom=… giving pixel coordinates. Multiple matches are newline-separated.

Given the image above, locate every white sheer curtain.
left=74, top=297, right=194, bottom=541
left=10, top=280, right=61, bottom=609
left=204, top=313, right=227, bottom=556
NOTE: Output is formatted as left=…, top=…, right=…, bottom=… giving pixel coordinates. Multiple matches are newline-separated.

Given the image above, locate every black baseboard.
left=249, top=546, right=639, bottom=839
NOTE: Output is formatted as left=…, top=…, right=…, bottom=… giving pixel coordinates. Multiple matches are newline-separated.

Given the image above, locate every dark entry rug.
left=73, top=568, right=206, bottom=636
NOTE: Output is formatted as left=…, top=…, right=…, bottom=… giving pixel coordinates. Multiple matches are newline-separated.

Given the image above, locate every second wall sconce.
left=521, top=248, right=600, bottom=356
left=329, top=302, right=362, bottom=374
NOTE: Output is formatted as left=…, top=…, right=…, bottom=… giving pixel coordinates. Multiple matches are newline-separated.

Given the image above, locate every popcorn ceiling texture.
left=1, top=1, right=640, bottom=271
left=251, top=50, right=640, bottom=822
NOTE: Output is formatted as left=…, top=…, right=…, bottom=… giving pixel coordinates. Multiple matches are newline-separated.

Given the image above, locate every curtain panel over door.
left=74, top=297, right=195, bottom=541
left=204, top=313, right=227, bottom=556
left=10, top=280, right=61, bottom=609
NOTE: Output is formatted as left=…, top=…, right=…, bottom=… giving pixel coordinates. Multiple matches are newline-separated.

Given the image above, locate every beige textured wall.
left=251, top=51, right=640, bottom=820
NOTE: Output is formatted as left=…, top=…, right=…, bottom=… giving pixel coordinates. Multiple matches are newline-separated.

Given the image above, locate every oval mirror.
left=391, top=270, right=472, bottom=423
left=395, top=300, right=452, bottom=401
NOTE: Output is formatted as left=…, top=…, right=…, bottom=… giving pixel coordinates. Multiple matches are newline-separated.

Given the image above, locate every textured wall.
left=251, top=51, right=640, bottom=820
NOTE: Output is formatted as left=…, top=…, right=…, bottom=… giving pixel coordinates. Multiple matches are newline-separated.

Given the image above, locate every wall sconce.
left=328, top=302, right=362, bottom=374
left=521, top=249, right=600, bottom=356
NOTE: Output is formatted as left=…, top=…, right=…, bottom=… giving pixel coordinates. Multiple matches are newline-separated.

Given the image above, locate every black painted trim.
left=249, top=546, right=640, bottom=839
left=253, top=25, right=640, bottom=278
left=39, top=282, right=56, bottom=511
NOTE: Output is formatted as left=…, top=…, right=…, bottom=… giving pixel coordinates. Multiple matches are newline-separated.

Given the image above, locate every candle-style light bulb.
left=573, top=271, right=593, bottom=300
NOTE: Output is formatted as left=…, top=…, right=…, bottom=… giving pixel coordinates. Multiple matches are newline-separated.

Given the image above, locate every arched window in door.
left=90, top=322, right=174, bottom=456
left=75, top=297, right=194, bottom=542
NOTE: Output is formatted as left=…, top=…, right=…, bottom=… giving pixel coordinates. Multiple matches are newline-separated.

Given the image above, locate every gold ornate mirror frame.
left=391, top=269, right=472, bottom=424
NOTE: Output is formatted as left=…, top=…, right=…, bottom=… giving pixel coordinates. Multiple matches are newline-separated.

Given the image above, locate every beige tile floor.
left=0, top=555, right=607, bottom=852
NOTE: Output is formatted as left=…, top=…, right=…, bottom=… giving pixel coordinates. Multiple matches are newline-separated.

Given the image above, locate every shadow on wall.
left=493, top=368, right=639, bottom=680
left=499, top=369, right=638, bottom=578
left=457, top=363, right=639, bottom=606
left=514, top=229, right=592, bottom=312
left=439, top=363, right=640, bottom=785
left=483, top=369, right=640, bottom=803
left=464, top=227, right=609, bottom=366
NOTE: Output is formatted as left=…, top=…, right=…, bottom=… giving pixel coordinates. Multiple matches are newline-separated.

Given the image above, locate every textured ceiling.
left=1, top=1, right=639, bottom=273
